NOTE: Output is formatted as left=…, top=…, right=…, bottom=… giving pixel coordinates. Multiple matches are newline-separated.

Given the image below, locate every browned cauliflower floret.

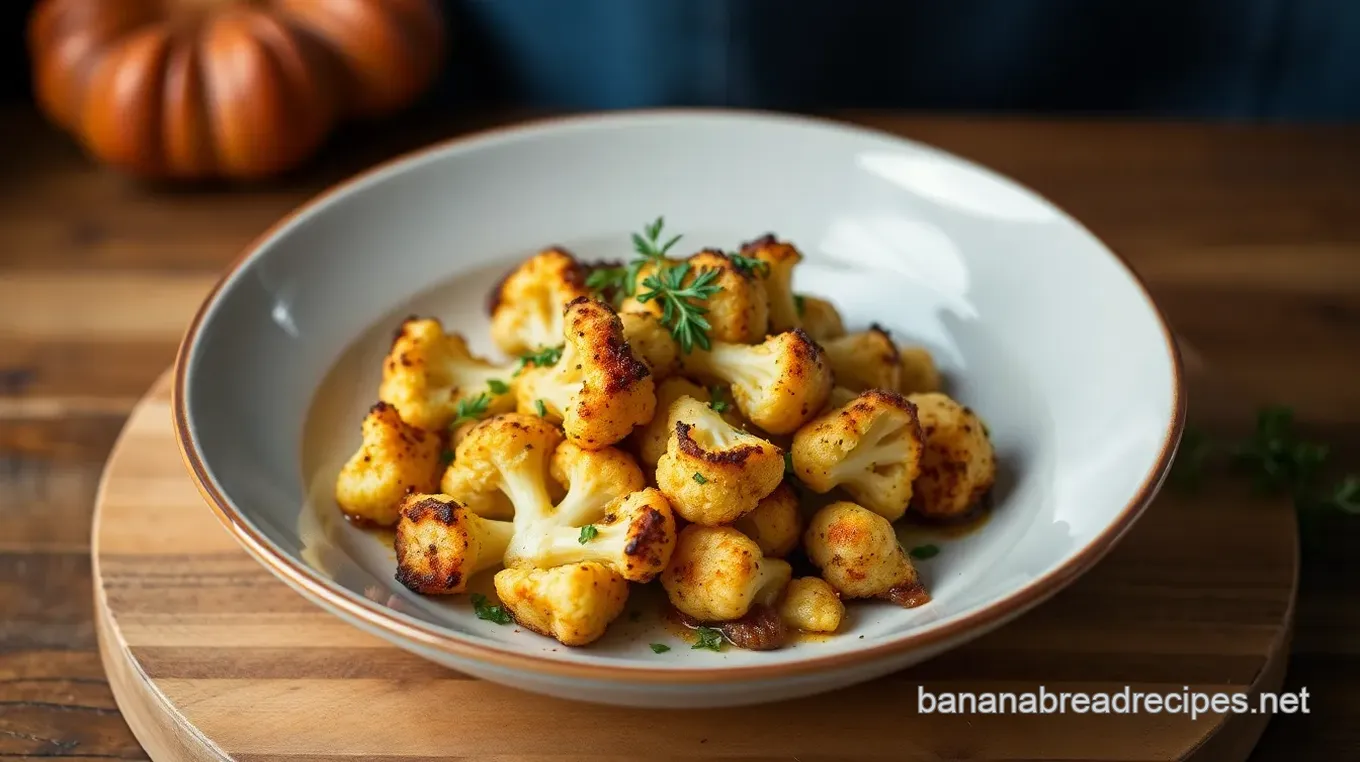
left=679, top=328, right=832, bottom=435
left=730, top=482, right=802, bottom=557
left=335, top=402, right=442, bottom=526
left=798, top=295, right=845, bottom=342
left=738, top=234, right=802, bottom=334
left=656, top=396, right=785, bottom=525
left=908, top=392, right=997, bottom=519
left=660, top=525, right=792, bottom=622
left=777, top=577, right=845, bottom=633
left=548, top=440, right=647, bottom=526
left=489, top=247, right=592, bottom=356
left=621, top=250, right=769, bottom=344
left=792, top=389, right=924, bottom=522
left=493, top=562, right=629, bottom=646
left=898, top=345, right=942, bottom=395
left=377, top=317, right=516, bottom=431
left=821, top=326, right=901, bottom=392
left=436, top=412, right=563, bottom=538
left=619, top=310, right=678, bottom=379
left=394, top=494, right=513, bottom=594
left=804, top=501, right=930, bottom=607
left=632, top=377, right=711, bottom=467
left=516, top=297, right=655, bottom=448
left=513, top=488, right=677, bottom=582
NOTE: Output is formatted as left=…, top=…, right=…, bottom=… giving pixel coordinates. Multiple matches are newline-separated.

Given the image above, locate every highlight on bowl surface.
left=331, top=216, right=999, bottom=651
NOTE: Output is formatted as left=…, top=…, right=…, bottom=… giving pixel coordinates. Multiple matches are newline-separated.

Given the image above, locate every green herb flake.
left=909, top=544, right=940, bottom=560
left=650, top=643, right=671, bottom=654
left=578, top=525, right=599, bottom=544
left=514, top=345, right=564, bottom=375
left=440, top=449, right=455, bottom=465
left=728, top=251, right=770, bottom=278
left=784, top=451, right=794, bottom=475
left=487, top=379, right=510, bottom=395
left=450, top=393, right=492, bottom=429
left=470, top=593, right=513, bottom=625
left=693, top=472, right=708, bottom=485
left=534, top=399, right=548, bottom=418
left=794, top=294, right=806, bottom=317
left=692, top=626, right=724, bottom=651
left=709, top=385, right=729, bottom=413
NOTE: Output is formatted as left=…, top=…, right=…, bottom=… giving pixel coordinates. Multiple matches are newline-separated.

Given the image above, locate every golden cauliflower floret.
left=778, top=577, right=845, bottom=633
left=515, top=488, right=678, bottom=582
left=438, top=412, right=563, bottom=532
left=792, top=388, right=924, bottom=521
left=619, top=310, right=678, bottom=379
left=730, top=482, right=802, bottom=557
left=633, top=377, right=711, bottom=468
left=549, top=440, right=647, bottom=526
left=621, top=250, right=769, bottom=344
left=394, top=494, right=513, bottom=594
left=798, top=295, right=845, bottom=342
left=378, top=317, right=516, bottom=431
left=493, top=562, right=629, bottom=647
left=821, top=326, right=901, bottom=392
left=908, top=392, right=997, bottom=520
left=898, top=345, right=942, bottom=395
left=656, top=396, right=785, bottom=525
left=489, top=247, right=592, bottom=356
left=804, top=501, right=930, bottom=607
left=739, top=234, right=802, bottom=333
left=680, top=328, right=833, bottom=435
left=516, top=297, right=655, bottom=448
left=660, top=525, right=793, bottom=622
left=335, top=402, right=442, bottom=526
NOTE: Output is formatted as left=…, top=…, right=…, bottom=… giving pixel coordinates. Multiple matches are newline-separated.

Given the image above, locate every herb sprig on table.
left=1171, top=405, right=1358, bottom=517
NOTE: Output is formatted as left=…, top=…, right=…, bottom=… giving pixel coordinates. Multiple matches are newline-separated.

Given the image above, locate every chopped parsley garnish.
left=578, top=525, right=599, bottom=544
left=650, top=643, right=671, bottom=654
left=487, top=379, right=510, bottom=395
left=470, top=593, right=513, bottom=624
left=728, top=251, right=769, bottom=278
left=784, top=451, right=794, bottom=475
left=709, top=385, right=729, bottom=413
left=693, top=472, right=708, bottom=485
left=534, top=399, right=548, bottom=418
left=692, top=626, right=724, bottom=651
left=514, top=345, right=563, bottom=375
left=909, top=544, right=940, bottom=560
left=450, top=393, right=492, bottom=429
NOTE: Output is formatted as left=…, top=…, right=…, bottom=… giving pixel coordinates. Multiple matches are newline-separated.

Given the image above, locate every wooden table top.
left=1, top=105, right=1357, bottom=760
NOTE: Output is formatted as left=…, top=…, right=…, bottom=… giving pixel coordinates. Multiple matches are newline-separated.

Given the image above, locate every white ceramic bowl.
left=174, top=110, right=1184, bottom=708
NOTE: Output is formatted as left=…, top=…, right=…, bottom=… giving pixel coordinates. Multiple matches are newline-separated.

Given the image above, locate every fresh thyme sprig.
left=585, top=216, right=684, bottom=299
left=1170, top=405, right=1357, bottom=517
left=637, top=261, right=723, bottom=353
left=728, top=251, right=769, bottom=278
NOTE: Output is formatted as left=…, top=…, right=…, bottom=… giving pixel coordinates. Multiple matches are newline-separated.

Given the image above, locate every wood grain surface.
left=96, top=372, right=1298, bottom=761
left=1, top=105, right=1358, bottom=760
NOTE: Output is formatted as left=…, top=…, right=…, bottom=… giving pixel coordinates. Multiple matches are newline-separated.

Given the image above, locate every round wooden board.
left=96, top=372, right=1297, bottom=762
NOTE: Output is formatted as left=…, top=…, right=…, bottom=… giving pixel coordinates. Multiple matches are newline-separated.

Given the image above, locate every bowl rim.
left=172, top=107, right=1186, bottom=684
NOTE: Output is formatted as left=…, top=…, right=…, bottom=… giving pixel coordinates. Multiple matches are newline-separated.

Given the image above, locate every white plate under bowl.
left=173, top=110, right=1184, bottom=708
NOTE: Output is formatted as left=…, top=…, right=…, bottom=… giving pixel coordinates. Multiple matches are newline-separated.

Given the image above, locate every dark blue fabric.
left=437, top=0, right=1360, bottom=120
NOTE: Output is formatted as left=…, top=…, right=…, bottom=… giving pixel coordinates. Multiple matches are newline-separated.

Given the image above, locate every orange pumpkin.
left=28, top=0, right=446, bottom=180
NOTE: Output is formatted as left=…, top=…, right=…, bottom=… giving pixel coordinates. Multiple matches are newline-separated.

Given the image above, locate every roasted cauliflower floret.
left=778, top=577, right=845, bottom=633
left=621, top=250, right=769, bottom=344
left=898, top=345, right=942, bottom=395
left=679, top=328, right=832, bottom=435
left=798, top=295, right=845, bottom=342
left=437, top=412, right=563, bottom=543
left=619, top=310, right=678, bottom=379
left=661, top=525, right=793, bottom=622
left=792, top=389, right=924, bottom=522
left=516, top=297, right=655, bottom=448
left=489, top=247, right=592, bottom=356
left=549, top=440, right=647, bottom=526
left=335, top=402, right=442, bottom=526
left=821, top=326, right=901, bottom=392
left=739, top=234, right=802, bottom=333
left=378, top=317, right=516, bottom=431
left=656, top=396, right=785, bottom=525
left=633, top=377, right=711, bottom=468
left=394, top=494, right=513, bottom=594
left=730, top=482, right=802, bottom=557
left=516, top=488, right=677, bottom=582
left=908, top=392, right=997, bottom=519
left=804, top=501, right=930, bottom=607
left=493, top=562, right=629, bottom=646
